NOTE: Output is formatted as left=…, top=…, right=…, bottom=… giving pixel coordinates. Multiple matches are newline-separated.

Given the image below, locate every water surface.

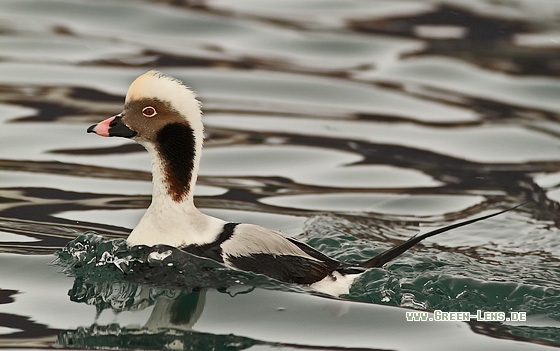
left=0, top=0, right=559, bottom=349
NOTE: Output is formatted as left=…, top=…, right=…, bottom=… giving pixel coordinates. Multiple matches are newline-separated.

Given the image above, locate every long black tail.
left=360, top=203, right=526, bottom=269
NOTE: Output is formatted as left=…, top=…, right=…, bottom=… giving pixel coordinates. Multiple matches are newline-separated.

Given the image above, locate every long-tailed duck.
left=87, top=71, right=519, bottom=295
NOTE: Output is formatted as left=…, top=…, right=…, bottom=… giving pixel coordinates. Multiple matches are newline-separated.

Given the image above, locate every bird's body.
left=88, top=71, right=520, bottom=296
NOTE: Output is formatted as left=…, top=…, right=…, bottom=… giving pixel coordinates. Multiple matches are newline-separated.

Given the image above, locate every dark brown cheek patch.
left=125, top=98, right=182, bottom=142
left=155, top=123, right=196, bottom=202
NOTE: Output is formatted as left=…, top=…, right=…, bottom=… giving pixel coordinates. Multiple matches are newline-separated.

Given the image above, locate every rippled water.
left=1, top=0, right=560, bottom=350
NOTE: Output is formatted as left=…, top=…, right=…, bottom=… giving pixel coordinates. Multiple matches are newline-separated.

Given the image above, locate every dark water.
left=1, top=0, right=560, bottom=349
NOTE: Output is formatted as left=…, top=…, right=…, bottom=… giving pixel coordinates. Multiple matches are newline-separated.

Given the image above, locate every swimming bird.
left=87, top=71, right=520, bottom=295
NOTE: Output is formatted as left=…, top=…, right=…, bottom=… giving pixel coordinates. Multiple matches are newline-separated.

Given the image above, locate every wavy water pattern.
left=0, top=0, right=560, bottom=349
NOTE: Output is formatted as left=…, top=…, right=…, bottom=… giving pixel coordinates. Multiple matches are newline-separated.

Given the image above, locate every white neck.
left=126, top=141, right=225, bottom=247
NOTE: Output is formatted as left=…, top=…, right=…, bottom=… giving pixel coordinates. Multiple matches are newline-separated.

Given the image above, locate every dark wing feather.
left=285, top=237, right=342, bottom=267
left=286, top=237, right=366, bottom=276
left=227, top=253, right=334, bottom=285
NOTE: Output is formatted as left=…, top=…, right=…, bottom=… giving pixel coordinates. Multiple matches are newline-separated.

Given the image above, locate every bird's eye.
left=142, top=106, right=157, bottom=118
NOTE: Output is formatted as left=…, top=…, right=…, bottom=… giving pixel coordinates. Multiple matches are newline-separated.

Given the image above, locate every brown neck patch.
left=155, top=122, right=197, bottom=202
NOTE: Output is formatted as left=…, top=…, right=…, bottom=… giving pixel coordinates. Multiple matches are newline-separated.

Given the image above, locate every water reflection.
left=58, top=284, right=264, bottom=351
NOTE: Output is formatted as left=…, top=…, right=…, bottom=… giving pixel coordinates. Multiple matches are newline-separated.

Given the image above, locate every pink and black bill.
left=87, top=115, right=137, bottom=138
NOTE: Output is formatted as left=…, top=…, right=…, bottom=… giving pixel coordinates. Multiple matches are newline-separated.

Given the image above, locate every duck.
left=87, top=70, right=521, bottom=296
